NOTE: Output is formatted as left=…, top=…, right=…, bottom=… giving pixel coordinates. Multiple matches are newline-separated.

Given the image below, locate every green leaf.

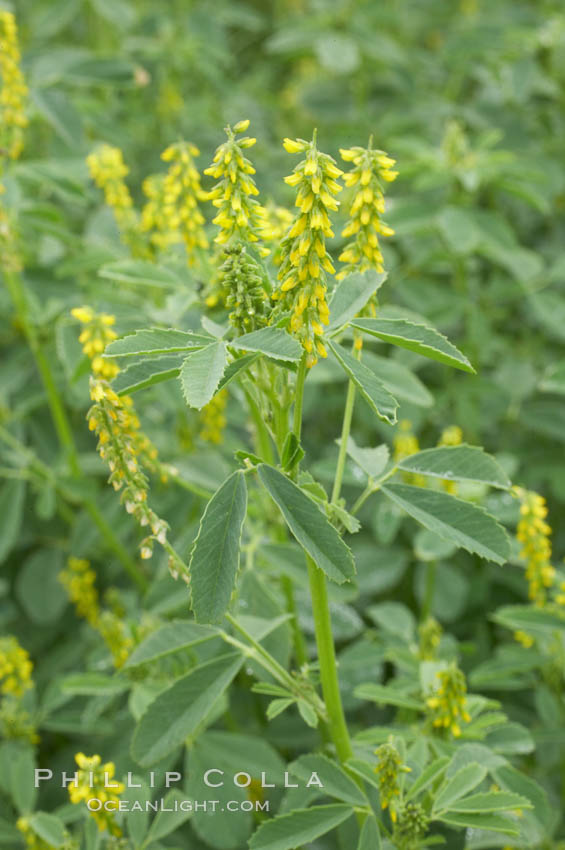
left=437, top=206, right=480, bottom=255
left=60, top=673, right=129, bottom=696
left=397, top=445, right=510, bottom=489
left=131, top=653, right=242, bottom=766
left=257, top=465, right=355, bottom=584
left=146, top=789, right=193, bottom=842
left=447, top=791, right=532, bottom=813
left=433, top=763, right=487, bottom=814
left=405, top=757, right=450, bottom=802
left=0, top=480, right=25, bottom=564
left=248, top=805, right=354, bottom=850
left=340, top=436, right=389, bottom=480
left=357, top=816, right=381, bottom=850
left=15, top=550, right=67, bottom=624
left=217, top=352, right=260, bottom=391
left=190, top=471, right=248, bottom=623
left=328, top=269, right=387, bottom=330
left=353, top=683, right=424, bottom=711
left=105, top=328, right=211, bottom=358
left=290, top=754, right=367, bottom=806
left=492, top=605, right=565, bottom=634
left=493, top=764, right=551, bottom=829
left=436, top=811, right=518, bottom=836
left=28, top=813, right=66, bottom=847
left=540, top=361, right=565, bottom=395
left=351, top=318, right=475, bottom=373
left=98, top=259, right=184, bottom=289
left=328, top=341, right=398, bottom=424
left=124, top=622, right=219, bottom=668
left=112, top=354, right=184, bottom=395
left=345, top=759, right=382, bottom=791
left=229, top=327, right=302, bottom=362
left=363, top=351, right=434, bottom=408
left=180, top=342, right=228, bottom=410
left=382, top=484, right=510, bottom=565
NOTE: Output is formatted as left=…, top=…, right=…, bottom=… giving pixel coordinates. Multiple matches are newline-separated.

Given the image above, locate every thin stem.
left=306, top=556, right=353, bottom=763
left=243, top=384, right=274, bottom=463
left=422, top=560, right=437, bottom=621
left=4, top=270, right=81, bottom=476
left=293, top=354, right=308, bottom=442
left=281, top=575, right=309, bottom=668
left=331, top=378, right=356, bottom=504
left=4, top=270, right=148, bottom=590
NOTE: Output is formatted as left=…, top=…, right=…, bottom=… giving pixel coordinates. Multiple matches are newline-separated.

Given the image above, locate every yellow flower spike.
left=59, top=557, right=100, bottom=627
left=337, top=139, right=397, bottom=281
left=71, top=306, right=120, bottom=379
left=0, top=11, right=28, bottom=160
left=0, top=636, right=33, bottom=697
left=86, top=144, right=142, bottom=251
left=513, top=488, right=556, bottom=607
left=141, top=141, right=208, bottom=265
left=276, top=132, right=342, bottom=363
left=394, top=421, right=426, bottom=486
left=68, top=753, right=123, bottom=836
left=204, top=120, right=267, bottom=252
left=374, top=739, right=411, bottom=824
left=199, top=389, right=228, bottom=444
left=426, top=665, right=471, bottom=738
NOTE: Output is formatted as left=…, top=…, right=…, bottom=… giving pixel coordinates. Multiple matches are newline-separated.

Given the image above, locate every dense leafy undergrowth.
left=1, top=1, right=565, bottom=849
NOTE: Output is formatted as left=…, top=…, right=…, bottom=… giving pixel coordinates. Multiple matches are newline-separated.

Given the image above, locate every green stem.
left=4, top=270, right=148, bottom=590
left=422, top=560, right=437, bottom=621
left=331, top=378, right=356, bottom=504
left=4, top=270, right=81, bottom=476
left=281, top=575, right=309, bottom=668
left=243, top=385, right=274, bottom=463
left=306, top=556, right=353, bottom=763
left=293, top=354, right=308, bottom=442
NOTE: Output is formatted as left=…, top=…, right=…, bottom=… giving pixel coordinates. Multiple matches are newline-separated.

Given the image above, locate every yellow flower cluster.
left=86, top=144, right=138, bottom=242
left=438, top=424, right=463, bottom=493
left=374, top=740, right=411, bottom=823
left=419, top=617, right=442, bottom=660
left=277, top=134, right=343, bottom=367
left=59, top=558, right=134, bottom=668
left=0, top=636, right=33, bottom=697
left=97, top=610, right=134, bottom=669
left=71, top=306, right=119, bottom=379
left=426, top=664, right=471, bottom=737
left=394, top=420, right=426, bottom=486
left=88, top=379, right=167, bottom=560
left=68, top=753, right=124, bottom=836
left=0, top=11, right=28, bottom=160
left=199, top=389, right=228, bottom=443
left=515, top=488, right=554, bottom=606
left=338, top=142, right=397, bottom=278
left=59, top=557, right=100, bottom=626
left=17, top=818, right=58, bottom=850
left=141, top=141, right=208, bottom=265
left=261, top=202, right=293, bottom=265
left=205, top=119, right=268, bottom=254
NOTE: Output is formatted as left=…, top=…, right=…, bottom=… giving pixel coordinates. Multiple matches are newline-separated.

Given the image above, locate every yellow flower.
left=394, top=421, right=426, bottom=486
left=374, top=739, right=411, bottom=823
left=87, top=378, right=168, bottom=561
left=338, top=140, right=397, bottom=280
left=438, top=424, right=463, bottom=493
left=68, top=753, right=124, bottom=835
left=514, top=488, right=555, bottom=606
left=276, top=132, right=342, bottom=367
left=205, top=120, right=268, bottom=254
left=426, top=664, right=471, bottom=737
left=0, top=636, right=33, bottom=697
left=0, top=11, right=28, bottom=160
left=86, top=144, right=141, bottom=251
left=141, top=141, right=208, bottom=265
left=199, top=389, right=229, bottom=444
left=59, top=557, right=100, bottom=626
left=71, top=306, right=119, bottom=379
